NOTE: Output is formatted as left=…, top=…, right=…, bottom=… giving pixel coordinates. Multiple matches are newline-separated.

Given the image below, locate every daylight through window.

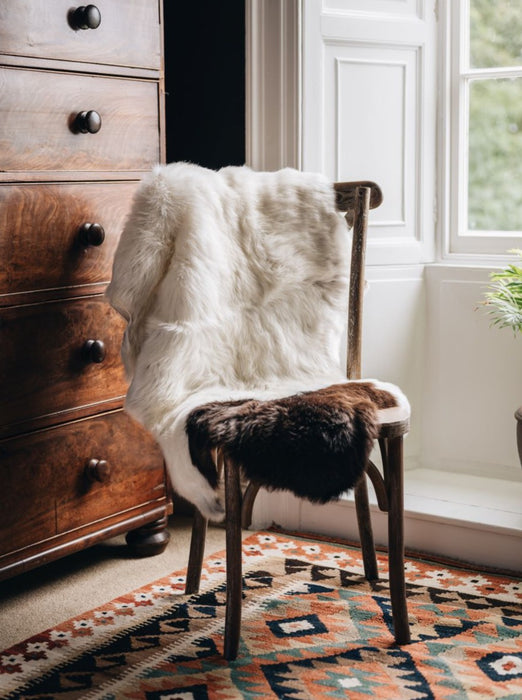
left=449, top=0, right=522, bottom=254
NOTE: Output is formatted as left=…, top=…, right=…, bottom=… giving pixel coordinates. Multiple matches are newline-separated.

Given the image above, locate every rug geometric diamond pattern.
left=0, top=531, right=520, bottom=699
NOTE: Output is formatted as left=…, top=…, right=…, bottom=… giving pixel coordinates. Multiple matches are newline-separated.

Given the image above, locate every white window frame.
left=442, top=0, right=522, bottom=260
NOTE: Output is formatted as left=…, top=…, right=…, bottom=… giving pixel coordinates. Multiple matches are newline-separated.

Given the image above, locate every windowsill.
left=339, top=467, right=522, bottom=570
left=253, top=467, right=522, bottom=570
left=343, top=467, right=522, bottom=536
left=402, top=468, right=522, bottom=535
left=427, top=256, right=517, bottom=269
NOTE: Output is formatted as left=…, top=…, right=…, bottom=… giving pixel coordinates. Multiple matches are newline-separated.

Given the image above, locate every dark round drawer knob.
left=74, top=110, right=102, bottom=134
left=82, top=339, right=106, bottom=363
left=79, top=222, right=105, bottom=246
left=85, top=458, right=111, bottom=483
left=72, top=5, right=101, bottom=30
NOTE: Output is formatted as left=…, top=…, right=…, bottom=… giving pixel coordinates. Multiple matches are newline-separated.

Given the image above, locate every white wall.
left=246, top=0, right=522, bottom=562
left=364, top=262, right=522, bottom=482
left=363, top=265, right=425, bottom=465
left=423, top=265, right=522, bottom=480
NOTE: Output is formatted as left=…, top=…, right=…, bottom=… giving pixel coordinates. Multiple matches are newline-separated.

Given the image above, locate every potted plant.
left=483, top=249, right=522, bottom=467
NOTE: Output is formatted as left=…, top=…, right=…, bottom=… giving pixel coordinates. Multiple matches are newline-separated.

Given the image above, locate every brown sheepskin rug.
left=185, top=382, right=397, bottom=504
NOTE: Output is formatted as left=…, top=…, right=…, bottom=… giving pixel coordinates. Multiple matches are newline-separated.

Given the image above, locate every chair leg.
left=241, top=480, right=261, bottom=529
left=386, top=435, right=411, bottom=644
left=354, top=476, right=379, bottom=581
left=185, top=509, right=208, bottom=595
left=224, top=456, right=243, bottom=660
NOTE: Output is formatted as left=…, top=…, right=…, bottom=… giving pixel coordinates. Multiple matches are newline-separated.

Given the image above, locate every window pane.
left=468, top=77, right=522, bottom=231
left=470, top=0, right=522, bottom=68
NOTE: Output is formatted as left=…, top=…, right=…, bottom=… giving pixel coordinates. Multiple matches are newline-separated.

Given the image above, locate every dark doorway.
left=163, top=1, right=246, bottom=169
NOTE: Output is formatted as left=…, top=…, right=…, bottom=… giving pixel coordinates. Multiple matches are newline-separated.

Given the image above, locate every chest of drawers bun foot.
left=126, top=514, right=171, bottom=557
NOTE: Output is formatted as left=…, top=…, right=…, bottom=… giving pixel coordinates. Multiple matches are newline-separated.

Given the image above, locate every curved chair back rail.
left=334, top=180, right=383, bottom=212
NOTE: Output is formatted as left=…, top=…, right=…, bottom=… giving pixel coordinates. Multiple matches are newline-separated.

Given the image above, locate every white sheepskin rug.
left=106, top=163, right=408, bottom=520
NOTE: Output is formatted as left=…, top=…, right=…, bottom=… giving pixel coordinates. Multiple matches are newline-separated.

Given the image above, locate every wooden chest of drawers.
left=0, top=0, right=171, bottom=580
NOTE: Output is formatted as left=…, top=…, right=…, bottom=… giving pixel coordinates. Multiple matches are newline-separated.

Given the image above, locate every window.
left=447, top=0, right=522, bottom=256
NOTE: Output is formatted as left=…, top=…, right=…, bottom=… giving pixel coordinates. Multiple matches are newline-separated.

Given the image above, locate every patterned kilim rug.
left=1, top=531, right=521, bottom=699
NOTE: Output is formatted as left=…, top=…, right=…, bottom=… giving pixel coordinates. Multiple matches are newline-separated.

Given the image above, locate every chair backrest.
left=333, top=181, right=382, bottom=381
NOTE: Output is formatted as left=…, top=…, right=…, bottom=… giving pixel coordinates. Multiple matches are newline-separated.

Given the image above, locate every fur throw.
left=186, top=382, right=398, bottom=503
left=106, top=163, right=409, bottom=520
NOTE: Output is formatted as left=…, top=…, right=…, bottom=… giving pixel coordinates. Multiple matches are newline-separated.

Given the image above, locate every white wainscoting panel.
left=302, top=0, right=436, bottom=265
left=331, top=49, right=413, bottom=230
left=422, top=265, right=522, bottom=480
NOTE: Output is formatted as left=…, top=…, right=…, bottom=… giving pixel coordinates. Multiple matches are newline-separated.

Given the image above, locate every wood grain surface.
left=0, top=0, right=161, bottom=70
left=0, top=409, right=165, bottom=561
left=0, top=295, right=128, bottom=436
left=0, top=67, right=160, bottom=172
left=0, top=182, right=138, bottom=298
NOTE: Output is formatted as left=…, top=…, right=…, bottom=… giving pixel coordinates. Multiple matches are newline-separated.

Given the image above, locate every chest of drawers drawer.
left=0, top=295, right=128, bottom=437
left=0, top=409, right=166, bottom=572
left=0, top=182, right=138, bottom=300
left=0, top=0, right=161, bottom=71
left=0, top=67, right=160, bottom=174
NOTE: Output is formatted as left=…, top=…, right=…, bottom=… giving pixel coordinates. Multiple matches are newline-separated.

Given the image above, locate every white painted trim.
left=462, top=66, right=522, bottom=80
left=251, top=489, right=302, bottom=532
left=440, top=0, right=522, bottom=259
left=245, top=0, right=301, bottom=171
left=321, top=0, right=424, bottom=20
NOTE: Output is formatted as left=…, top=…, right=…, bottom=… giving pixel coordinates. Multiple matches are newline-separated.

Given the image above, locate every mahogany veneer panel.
left=0, top=0, right=161, bottom=70
left=0, top=182, right=137, bottom=299
left=0, top=296, right=128, bottom=437
left=0, top=67, right=160, bottom=173
left=0, top=410, right=165, bottom=561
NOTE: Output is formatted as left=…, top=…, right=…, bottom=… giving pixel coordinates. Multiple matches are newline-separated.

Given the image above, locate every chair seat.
left=186, top=380, right=407, bottom=505
left=377, top=405, right=410, bottom=439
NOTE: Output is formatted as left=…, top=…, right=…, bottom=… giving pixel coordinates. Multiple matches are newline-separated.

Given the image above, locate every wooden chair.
left=184, top=182, right=411, bottom=660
